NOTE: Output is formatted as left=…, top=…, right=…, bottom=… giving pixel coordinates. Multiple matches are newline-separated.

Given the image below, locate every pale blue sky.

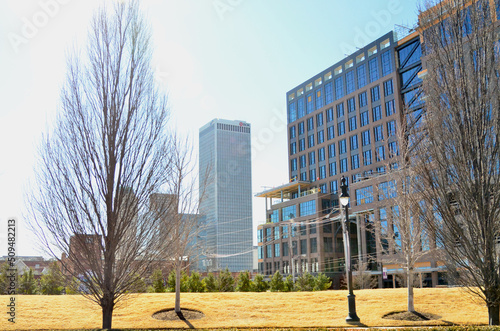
left=0, top=0, right=420, bottom=257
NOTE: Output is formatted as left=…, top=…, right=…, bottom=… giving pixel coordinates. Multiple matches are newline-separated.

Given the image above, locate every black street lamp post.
left=339, top=175, right=360, bottom=323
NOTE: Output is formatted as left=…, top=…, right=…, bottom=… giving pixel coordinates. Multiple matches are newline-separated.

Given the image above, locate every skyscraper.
left=199, top=119, right=253, bottom=272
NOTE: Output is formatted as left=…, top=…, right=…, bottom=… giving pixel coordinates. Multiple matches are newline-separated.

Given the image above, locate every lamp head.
left=339, top=175, right=349, bottom=206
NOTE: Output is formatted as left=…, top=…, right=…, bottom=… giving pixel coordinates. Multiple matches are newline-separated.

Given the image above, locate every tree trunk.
left=488, top=304, right=500, bottom=325
left=175, top=259, right=181, bottom=313
left=407, top=271, right=415, bottom=312
left=101, top=293, right=114, bottom=329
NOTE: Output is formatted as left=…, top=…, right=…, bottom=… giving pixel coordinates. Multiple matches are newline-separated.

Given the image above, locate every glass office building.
left=199, top=119, right=253, bottom=272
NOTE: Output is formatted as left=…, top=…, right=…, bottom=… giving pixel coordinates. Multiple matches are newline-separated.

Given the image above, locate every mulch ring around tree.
left=152, top=308, right=205, bottom=321
left=382, top=311, right=440, bottom=321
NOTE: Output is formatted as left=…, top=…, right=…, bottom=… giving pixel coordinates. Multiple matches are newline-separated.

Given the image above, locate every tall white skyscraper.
left=199, top=119, right=253, bottom=272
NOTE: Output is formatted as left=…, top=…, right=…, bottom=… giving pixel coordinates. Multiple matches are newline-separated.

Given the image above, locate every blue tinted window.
left=299, top=138, right=305, bottom=151
left=347, top=97, right=356, bottom=113
left=329, top=162, right=337, bottom=176
left=299, top=200, right=316, bottom=217
left=387, top=120, right=396, bottom=136
left=291, top=158, right=297, bottom=171
left=385, top=100, right=395, bottom=116
left=336, top=103, right=345, bottom=118
left=362, top=130, right=370, bottom=146
left=359, top=91, right=367, bottom=107
left=376, top=145, right=386, bottom=162
left=326, top=108, right=334, bottom=122
left=315, top=89, right=323, bottom=110
left=298, top=121, right=304, bottom=134
left=356, top=186, right=373, bottom=205
left=361, top=111, right=370, bottom=126
left=325, top=82, right=334, bottom=105
left=350, top=134, right=358, bottom=150
left=318, top=130, right=325, bottom=144
left=308, top=134, right=315, bottom=148
left=357, top=65, right=366, bottom=88
left=369, top=57, right=379, bottom=82
left=340, top=158, right=348, bottom=173
left=297, top=97, right=305, bottom=119
left=398, top=40, right=422, bottom=70
left=339, top=139, right=347, bottom=154
left=328, top=143, right=336, bottom=158
left=335, top=76, right=344, bottom=100
left=351, top=154, right=360, bottom=170
left=401, top=66, right=422, bottom=90
left=309, top=168, right=316, bottom=181
left=374, top=125, right=383, bottom=141
left=371, top=86, right=380, bottom=102
left=384, top=79, right=394, bottom=96
left=288, top=102, right=297, bottom=123
left=319, top=165, right=326, bottom=179
left=363, top=150, right=372, bottom=166
left=330, top=180, right=338, bottom=194
left=338, top=121, right=345, bottom=136
left=381, top=51, right=393, bottom=76
left=327, top=126, right=335, bottom=140
left=372, top=105, right=382, bottom=122
left=306, top=93, right=314, bottom=114
left=318, top=147, right=325, bottom=161
left=346, top=71, right=355, bottom=95
left=349, top=116, right=357, bottom=131
left=300, top=155, right=306, bottom=168
left=290, top=126, right=296, bottom=138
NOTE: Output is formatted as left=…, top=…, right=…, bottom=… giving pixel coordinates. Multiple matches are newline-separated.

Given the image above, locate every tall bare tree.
left=375, top=127, right=436, bottom=312
left=415, top=0, right=500, bottom=324
left=27, top=1, right=172, bottom=329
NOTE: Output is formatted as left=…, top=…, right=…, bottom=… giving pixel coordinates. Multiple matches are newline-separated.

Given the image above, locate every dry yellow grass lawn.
left=0, top=287, right=489, bottom=330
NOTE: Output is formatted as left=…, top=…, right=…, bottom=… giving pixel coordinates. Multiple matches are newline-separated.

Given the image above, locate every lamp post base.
left=346, top=294, right=360, bottom=323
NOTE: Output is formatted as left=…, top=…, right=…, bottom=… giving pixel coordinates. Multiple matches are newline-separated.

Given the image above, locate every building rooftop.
left=255, top=180, right=312, bottom=199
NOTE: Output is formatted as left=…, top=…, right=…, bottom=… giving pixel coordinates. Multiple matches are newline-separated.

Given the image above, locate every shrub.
left=187, top=272, right=205, bottom=292
left=217, top=268, right=235, bottom=292
left=150, top=269, right=165, bottom=293
left=252, top=274, right=268, bottom=292
left=314, top=273, right=332, bottom=291
left=269, top=271, right=284, bottom=292
left=283, top=274, right=294, bottom=292
left=295, top=272, right=315, bottom=291
left=235, top=271, right=252, bottom=292
left=203, top=273, right=217, bottom=292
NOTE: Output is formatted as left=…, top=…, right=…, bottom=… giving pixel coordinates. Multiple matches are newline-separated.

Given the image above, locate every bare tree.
left=162, top=135, right=207, bottom=314
left=27, top=1, right=172, bottom=329
left=374, top=126, right=435, bottom=312
left=415, top=0, right=500, bottom=325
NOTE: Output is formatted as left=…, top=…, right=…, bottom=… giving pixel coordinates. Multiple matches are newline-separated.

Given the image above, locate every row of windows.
left=288, top=74, right=395, bottom=124
left=289, top=92, right=395, bottom=141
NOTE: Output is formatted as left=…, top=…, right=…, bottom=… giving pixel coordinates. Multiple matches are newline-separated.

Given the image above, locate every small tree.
left=269, top=271, right=284, bottom=292
left=235, top=271, right=252, bottom=292
left=217, top=268, right=235, bottom=292
left=0, top=262, right=16, bottom=295
left=203, top=273, right=217, bottom=292
left=40, top=262, right=65, bottom=295
left=150, top=269, right=166, bottom=293
left=252, top=274, right=268, bottom=292
left=19, top=268, right=37, bottom=294
left=187, top=272, right=205, bottom=292
left=314, top=273, right=332, bottom=291
left=283, top=274, right=294, bottom=292
left=295, top=272, right=315, bottom=291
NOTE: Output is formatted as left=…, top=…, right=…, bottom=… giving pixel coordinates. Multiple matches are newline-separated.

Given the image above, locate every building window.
left=291, top=158, right=297, bottom=171
left=317, top=113, right=324, bottom=127
left=326, top=108, right=334, bottom=122
left=310, top=237, right=318, bottom=253
left=327, top=126, right=335, bottom=140
left=300, top=155, right=306, bottom=168
left=283, top=206, right=296, bottom=221
left=290, top=142, right=296, bottom=155
left=318, top=147, right=326, bottom=161
left=336, top=103, right=345, bottom=118
left=384, top=79, right=394, bottom=96
left=369, top=57, right=379, bottom=82
left=381, top=50, right=393, bottom=76
left=325, top=82, right=333, bottom=105
left=376, top=145, right=386, bottom=161
left=257, top=229, right=263, bottom=243
left=348, top=116, right=357, bottom=131
left=371, top=85, right=380, bottom=102
left=258, top=246, right=263, bottom=259
left=266, top=245, right=273, bottom=258
left=319, top=183, right=327, bottom=194
left=361, top=130, right=371, bottom=146
left=347, top=97, right=356, bottom=113
left=298, top=121, right=305, bottom=135
left=338, top=121, right=346, bottom=136
left=363, top=150, right=372, bottom=166
left=309, top=151, right=316, bottom=165
left=387, top=120, right=396, bottom=137
left=317, top=130, right=325, bottom=144
left=374, top=125, right=383, bottom=142
left=378, top=180, right=396, bottom=200
left=315, top=89, right=323, bottom=110
left=356, top=186, right=374, bottom=205
left=358, top=113, right=369, bottom=130
left=290, top=126, right=296, bottom=139
left=359, top=91, right=367, bottom=108
left=300, top=239, right=307, bottom=255
left=335, top=76, right=344, bottom=100
left=307, top=117, right=314, bottom=131
left=330, top=180, right=338, bottom=194
left=372, top=105, right=382, bottom=122
left=266, top=227, right=272, bottom=241
left=274, top=243, right=281, bottom=257
left=274, top=226, right=280, bottom=239
left=328, top=143, right=336, bottom=158
left=310, top=168, right=317, bottom=181
left=339, top=139, right=347, bottom=154
left=357, top=64, right=367, bottom=88
left=299, top=138, right=305, bottom=152
left=323, top=237, right=333, bottom=253
left=385, top=99, right=395, bottom=116
left=306, top=93, right=314, bottom=114
left=340, top=158, right=348, bottom=173
left=329, top=162, right=337, bottom=176
left=297, top=97, right=305, bottom=119
left=351, top=154, right=360, bottom=170
left=319, top=165, right=327, bottom=179
left=288, top=102, right=297, bottom=123
left=346, top=71, right=355, bottom=95
left=350, top=134, right=359, bottom=150
left=388, top=141, right=399, bottom=157
left=300, top=172, right=307, bottom=181
left=300, top=200, right=316, bottom=216
left=308, top=134, right=315, bottom=148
